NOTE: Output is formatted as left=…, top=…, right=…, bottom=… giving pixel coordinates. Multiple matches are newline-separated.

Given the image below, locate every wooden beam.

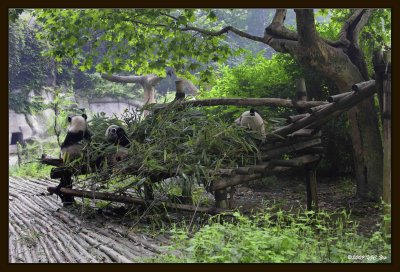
left=327, top=92, right=353, bottom=103
left=212, top=166, right=291, bottom=191
left=261, top=138, right=322, bottom=159
left=270, top=154, right=320, bottom=167
left=271, top=80, right=376, bottom=137
left=162, top=98, right=327, bottom=109
left=47, top=186, right=229, bottom=215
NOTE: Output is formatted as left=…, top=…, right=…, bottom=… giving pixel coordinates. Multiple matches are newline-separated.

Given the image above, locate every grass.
left=142, top=208, right=391, bottom=263
left=9, top=162, right=53, bottom=179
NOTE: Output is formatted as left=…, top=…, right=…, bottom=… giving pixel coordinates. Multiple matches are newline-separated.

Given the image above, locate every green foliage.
left=147, top=209, right=391, bottom=263
left=200, top=52, right=299, bottom=122
left=316, top=9, right=391, bottom=77
left=34, top=9, right=236, bottom=82
left=9, top=162, right=53, bottom=179
left=45, top=88, right=79, bottom=145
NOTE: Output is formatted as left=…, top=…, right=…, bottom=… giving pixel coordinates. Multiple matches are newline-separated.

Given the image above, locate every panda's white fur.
left=234, top=110, right=266, bottom=138
left=68, top=115, right=88, bottom=132
left=60, top=114, right=90, bottom=162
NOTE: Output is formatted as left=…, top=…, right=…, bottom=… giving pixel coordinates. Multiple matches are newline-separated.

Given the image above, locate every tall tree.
left=34, top=8, right=387, bottom=200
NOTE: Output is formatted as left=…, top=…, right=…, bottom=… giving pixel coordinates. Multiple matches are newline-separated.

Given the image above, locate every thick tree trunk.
left=337, top=80, right=383, bottom=200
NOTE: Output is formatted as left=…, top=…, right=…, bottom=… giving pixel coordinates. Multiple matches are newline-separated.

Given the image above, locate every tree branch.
left=101, top=74, right=146, bottom=85
left=338, top=9, right=374, bottom=80
left=180, top=25, right=265, bottom=43
left=294, top=9, right=318, bottom=47
left=265, top=9, right=298, bottom=41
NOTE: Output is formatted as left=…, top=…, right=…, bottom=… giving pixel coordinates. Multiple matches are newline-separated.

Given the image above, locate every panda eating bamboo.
left=104, top=125, right=130, bottom=165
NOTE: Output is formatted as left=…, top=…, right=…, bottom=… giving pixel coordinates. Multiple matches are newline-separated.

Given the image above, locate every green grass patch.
left=144, top=209, right=391, bottom=263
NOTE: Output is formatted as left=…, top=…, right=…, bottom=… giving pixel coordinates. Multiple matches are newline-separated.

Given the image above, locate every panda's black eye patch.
left=111, top=128, right=116, bottom=133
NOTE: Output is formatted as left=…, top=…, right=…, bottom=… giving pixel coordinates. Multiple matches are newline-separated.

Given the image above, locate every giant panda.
left=60, top=114, right=92, bottom=163
left=234, top=108, right=266, bottom=138
left=104, top=125, right=130, bottom=166
left=105, top=125, right=130, bottom=147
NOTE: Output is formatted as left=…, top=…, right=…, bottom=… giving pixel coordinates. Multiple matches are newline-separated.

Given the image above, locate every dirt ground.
left=234, top=174, right=382, bottom=236
left=9, top=174, right=382, bottom=263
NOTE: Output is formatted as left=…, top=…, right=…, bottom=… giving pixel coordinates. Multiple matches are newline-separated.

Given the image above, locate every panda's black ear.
left=82, top=114, right=87, bottom=120
left=68, top=116, right=72, bottom=122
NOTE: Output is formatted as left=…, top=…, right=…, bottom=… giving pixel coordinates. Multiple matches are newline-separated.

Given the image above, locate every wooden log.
left=287, top=129, right=315, bottom=138
left=47, top=186, right=229, bottom=215
left=298, top=146, right=325, bottom=154
left=327, top=92, right=353, bottom=103
left=261, top=138, right=322, bottom=159
left=262, top=135, right=320, bottom=151
left=307, top=103, right=331, bottom=114
left=234, top=166, right=255, bottom=175
left=352, top=80, right=375, bottom=92
left=296, top=78, right=308, bottom=114
left=251, top=163, right=272, bottom=174
left=271, top=80, right=376, bottom=137
left=270, top=154, right=320, bottom=167
left=211, top=168, right=237, bottom=176
left=166, top=98, right=327, bottom=109
left=286, top=114, right=308, bottom=124
left=212, top=166, right=291, bottom=191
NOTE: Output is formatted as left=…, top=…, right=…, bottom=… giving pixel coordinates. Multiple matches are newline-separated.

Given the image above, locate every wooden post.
left=296, top=78, right=307, bottom=114
left=214, top=189, right=228, bottom=209
left=305, top=163, right=319, bottom=211
left=16, top=142, right=22, bottom=167
left=175, top=80, right=186, bottom=100
left=373, top=49, right=391, bottom=237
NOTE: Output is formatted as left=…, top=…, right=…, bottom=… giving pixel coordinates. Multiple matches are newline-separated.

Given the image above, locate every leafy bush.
left=9, top=162, right=53, bottom=179
left=147, top=209, right=391, bottom=263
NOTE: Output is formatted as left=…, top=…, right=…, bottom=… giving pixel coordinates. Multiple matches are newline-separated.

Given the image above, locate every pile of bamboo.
left=41, top=80, right=376, bottom=212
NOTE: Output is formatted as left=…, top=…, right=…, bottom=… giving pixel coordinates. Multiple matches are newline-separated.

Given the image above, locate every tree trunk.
left=334, top=77, right=383, bottom=200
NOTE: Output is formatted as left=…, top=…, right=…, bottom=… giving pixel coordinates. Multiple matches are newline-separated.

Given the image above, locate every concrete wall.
left=9, top=93, right=143, bottom=145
